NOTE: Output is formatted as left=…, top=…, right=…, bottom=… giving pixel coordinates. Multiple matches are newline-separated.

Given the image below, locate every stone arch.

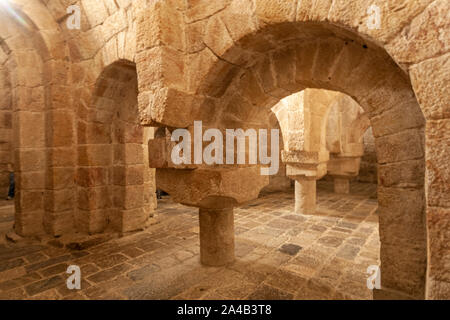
left=271, top=89, right=338, bottom=210
left=0, top=45, right=13, bottom=199
left=272, top=88, right=374, bottom=207
left=0, top=1, right=71, bottom=237
left=325, top=93, right=370, bottom=194
left=346, top=110, right=371, bottom=146
left=260, top=108, right=291, bottom=193
left=213, top=32, right=425, bottom=301
left=326, top=94, right=369, bottom=153
left=273, top=89, right=340, bottom=155
left=76, top=59, right=155, bottom=235
left=138, top=14, right=427, bottom=298
left=326, top=96, right=375, bottom=185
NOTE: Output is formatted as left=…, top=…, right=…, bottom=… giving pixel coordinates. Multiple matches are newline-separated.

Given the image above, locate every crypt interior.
left=0, top=0, right=449, bottom=300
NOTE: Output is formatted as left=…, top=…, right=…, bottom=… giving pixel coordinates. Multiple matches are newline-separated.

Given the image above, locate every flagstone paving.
left=0, top=181, right=379, bottom=300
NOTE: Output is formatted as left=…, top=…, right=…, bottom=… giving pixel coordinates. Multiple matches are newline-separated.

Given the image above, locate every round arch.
left=138, top=15, right=427, bottom=298
left=76, top=59, right=156, bottom=234
left=0, top=1, right=69, bottom=237
left=206, top=26, right=425, bottom=300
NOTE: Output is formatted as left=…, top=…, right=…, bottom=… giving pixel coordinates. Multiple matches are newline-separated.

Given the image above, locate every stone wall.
left=0, top=52, right=12, bottom=197
left=76, top=60, right=156, bottom=234
left=0, top=0, right=447, bottom=299
left=262, top=114, right=291, bottom=193
left=359, top=128, right=377, bottom=183
left=135, top=0, right=432, bottom=299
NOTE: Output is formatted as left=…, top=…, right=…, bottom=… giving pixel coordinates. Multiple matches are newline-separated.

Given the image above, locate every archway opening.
left=183, top=21, right=427, bottom=299
left=243, top=88, right=379, bottom=299
left=76, top=60, right=156, bottom=234
left=0, top=3, right=51, bottom=237
left=0, top=42, right=14, bottom=238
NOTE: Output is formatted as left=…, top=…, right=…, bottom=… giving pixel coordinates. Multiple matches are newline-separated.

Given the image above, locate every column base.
left=199, top=207, right=235, bottom=266
left=373, top=288, right=420, bottom=300
left=294, top=178, right=316, bottom=215
left=334, top=177, right=350, bottom=194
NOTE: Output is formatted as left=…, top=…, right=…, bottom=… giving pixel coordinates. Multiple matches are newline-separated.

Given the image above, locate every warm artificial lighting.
left=0, top=0, right=28, bottom=28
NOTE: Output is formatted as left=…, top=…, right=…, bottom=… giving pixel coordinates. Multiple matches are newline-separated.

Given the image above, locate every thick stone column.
left=283, top=151, right=328, bottom=216
left=328, top=156, right=362, bottom=195
left=294, top=178, right=316, bottom=215
left=150, top=150, right=268, bottom=268
left=199, top=207, right=235, bottom=266
left=333, top=177, right=350, bottom=194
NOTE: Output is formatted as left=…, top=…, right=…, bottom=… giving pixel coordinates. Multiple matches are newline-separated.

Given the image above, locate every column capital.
left=155, top=167, right=269, bottom=209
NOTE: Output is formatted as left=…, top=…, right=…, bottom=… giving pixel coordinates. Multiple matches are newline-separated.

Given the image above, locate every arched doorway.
left=138, top=18, right=427, bottom=299
left=76, top=60, right=156, bottom=234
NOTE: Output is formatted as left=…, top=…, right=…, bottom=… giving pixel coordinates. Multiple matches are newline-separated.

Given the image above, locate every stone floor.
left=0, top=200, right=14, bottom=241
left=0, top=181, right=380, bottom=300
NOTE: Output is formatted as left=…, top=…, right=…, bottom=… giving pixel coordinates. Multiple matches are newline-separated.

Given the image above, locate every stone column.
left=199, top=207, right=235, bottom=266
left=148, top=136, right=268, bottom=268
left=333, top=177, right=350, bottom=194
left=294, top=178, right=316, bottom=215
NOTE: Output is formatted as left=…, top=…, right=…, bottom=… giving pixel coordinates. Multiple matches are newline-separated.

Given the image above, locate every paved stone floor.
left=0, top=181, right=379, bottom=300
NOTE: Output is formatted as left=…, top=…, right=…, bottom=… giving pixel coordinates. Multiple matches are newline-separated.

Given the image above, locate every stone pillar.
left=199, top=207, right=235, bottom=266
left=294, top=178, right=316, bottom=215
left=333, top=177, right=350, bottom=194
